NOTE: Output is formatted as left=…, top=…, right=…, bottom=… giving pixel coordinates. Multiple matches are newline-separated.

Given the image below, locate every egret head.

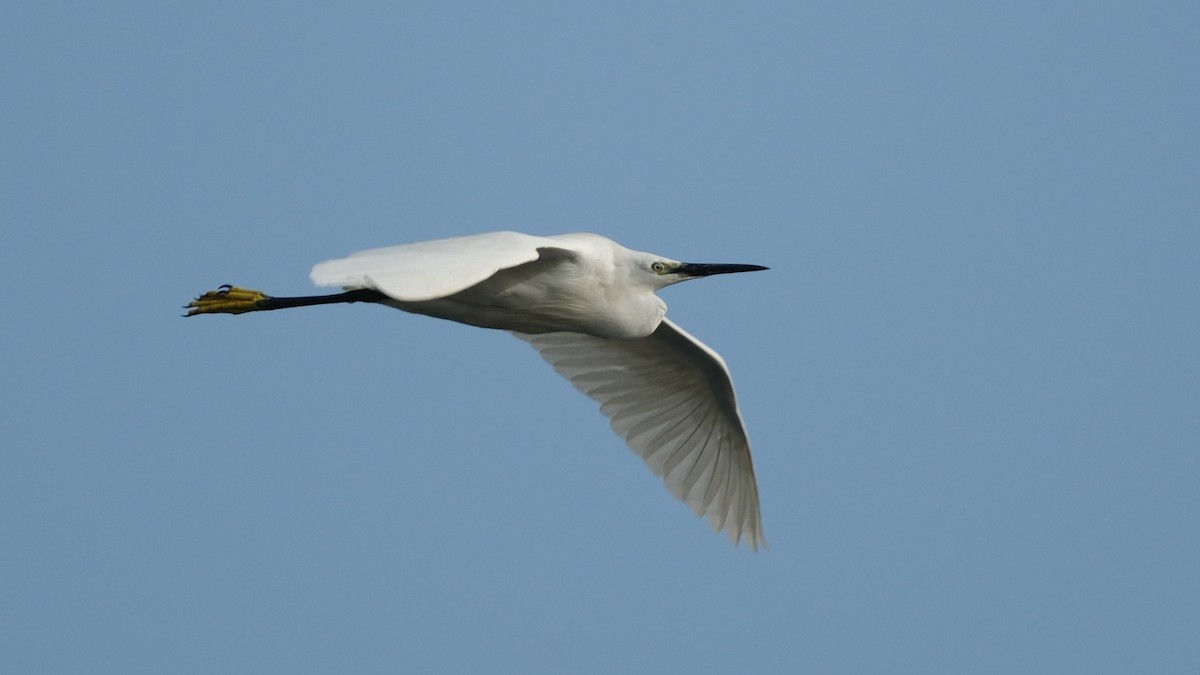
left=640, top=256, right=768, bottom=290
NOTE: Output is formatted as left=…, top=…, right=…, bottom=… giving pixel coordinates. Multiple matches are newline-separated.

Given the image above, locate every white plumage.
left=312, top=232, right=557, bottom=302
left=517, top=319, right=763, bottom=547
left=194, top=231, right=767, bottom=548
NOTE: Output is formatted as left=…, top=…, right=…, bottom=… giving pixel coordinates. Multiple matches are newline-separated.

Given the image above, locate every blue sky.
left=3, top=2, right=1197, bottom=673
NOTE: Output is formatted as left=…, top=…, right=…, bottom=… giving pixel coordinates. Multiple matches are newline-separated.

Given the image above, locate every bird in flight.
left=187, top=231, right=767, bottom=549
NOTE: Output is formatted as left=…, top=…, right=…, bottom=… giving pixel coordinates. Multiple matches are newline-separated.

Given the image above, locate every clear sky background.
left=3, top=2, right=1197, bottom=673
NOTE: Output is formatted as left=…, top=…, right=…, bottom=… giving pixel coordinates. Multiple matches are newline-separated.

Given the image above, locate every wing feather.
left=310, top=231, right=570, bottom=301
left=517, top=318, right=765, bottom=549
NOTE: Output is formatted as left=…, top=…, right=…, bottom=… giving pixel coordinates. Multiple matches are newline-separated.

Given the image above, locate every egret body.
left=187, top=232, right=767, bottom=549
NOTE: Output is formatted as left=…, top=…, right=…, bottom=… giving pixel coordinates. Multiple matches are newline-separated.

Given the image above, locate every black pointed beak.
left=675, top=262, right=769, bottom=277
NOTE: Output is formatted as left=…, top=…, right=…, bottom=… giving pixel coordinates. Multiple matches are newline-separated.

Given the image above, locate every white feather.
left=311, top=231, right=563, bottom=302
left=516, top=319, right=765, bottom=549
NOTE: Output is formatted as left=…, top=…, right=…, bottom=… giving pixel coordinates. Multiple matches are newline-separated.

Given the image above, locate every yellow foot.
left=185, top=285, right=270, bottom=316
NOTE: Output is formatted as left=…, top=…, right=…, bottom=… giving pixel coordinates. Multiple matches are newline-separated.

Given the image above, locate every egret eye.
left=650, top=261, right=669, bottom=274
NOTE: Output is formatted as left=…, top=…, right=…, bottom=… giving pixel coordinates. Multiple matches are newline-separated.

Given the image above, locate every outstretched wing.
left=310, top=231, right=570, bottom=301
left=517, top=319, right=765, bottom=549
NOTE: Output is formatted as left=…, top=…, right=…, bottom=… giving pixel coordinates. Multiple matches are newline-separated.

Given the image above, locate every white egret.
left=187, top=231, right=767, bottom=548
